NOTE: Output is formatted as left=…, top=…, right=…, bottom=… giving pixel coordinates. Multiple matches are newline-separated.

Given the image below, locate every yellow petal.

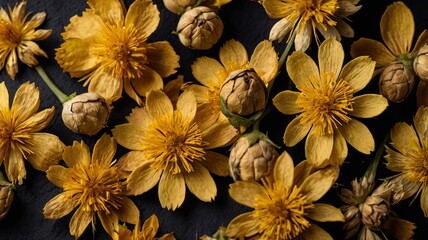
left=62, top=10, right=104, bottom=40
left=112, top=123, right=145, bottom=151
left=126, top=162, right=161, bottom=195
left=412, top=29, right=428, bottom=54
left=330, top=131, right=348, bottom=166
left=176, top=90, right=197, bottom=121
left=229, top=181, right=267, bottom=208
left=226, top=212, right=259, bottom=238
left=0, top=82, right=10, bottom=119
left=126, top=107, right=150, bottom=127
left=43, top=192, right=78, bottom=219
left=132, top=66, right=164, bottom=97
left=273, top=90, right=301, bottom=115
left=269, top=17, right=295, bottom=42
left=340, top=56, right=375, bottom=93
left=300, top=167, right=338, bottom=202
left=15, top=107, right=54, bottom=133
left=116, top=150, right=145, bottom=179
left=219, top=40, right=248, bottom=72
left=63, top=140, right=91, bottom=167
left=202, top=119, right=239, bottom=149
left=46, top=165, right=71, bottom=188
left=191, top=57, right=226, bottom=88
left=125, top=0, right=160, bottom=37
left=421, top=184, right=428, bottom=217
left=124, top=78, right=144, bottom=106
left=350, top=94, right=388, bottom=118
left=146, top=41, right=180, bottom=78
left=414, top=106, right=428, bottom=141
left=5, top=145, right=26, bottom=185
left=184, top=162, right=216, bottom=202
left=316, top=25, right=341, bottom=42
left=92, top=134, right=116, bottom=166
left=350, top=38, right=395, bottom=68
left=293, top=160, right=311, bottom=187
left=11, top=82, right=40, bottom=125
left=142, top=214, right=159, bottom=239
left=146, top=90, right=173, bottom=119
left=88, top=0, right=125, bottom=25
left=25, top=133, right=64, bottom=171
left=384, top=147, right=409, bottom=173
left=250, top=40, right=278, bottom=83
left=274, top=151, right=294, bottom=189
left=98, top=211, right=119, bottom=239
left=200, top=150, right=230, bottom=176
left=336, top=18, right=354, bottom=38
left=389, top=175, right=420, bottom=200
left=286, top=51, right=319, bottom=90
left=300, top=223, right=333, bottom=240
left=390, top=121, right=419, bottom=155
left=158, top=171, right=185, bottom=210
left=262, top=0, right=289, bottom=18
left=382, top=216, right=416, bottom=240
left=380, top=1, right=414, bottom=55
left=164, top=75, right=184, bottom=106
left=88, top=70, right=122, bottom=102
left=307, top=203, right=345, bottom=222
left=318, top=38, right=344, bottom=81
left=294, top=21, right=312, bottom=52
left=69, top=206, right=92, bottom=239
left=305, top=130, right=333, bottom=167
left=283, top=116, right=311, bottom=147
left=339, top=119, right=375, bottom=154
left=6, top=49, right=18, bottom=79
left=117, top=197, right=139, bottom=224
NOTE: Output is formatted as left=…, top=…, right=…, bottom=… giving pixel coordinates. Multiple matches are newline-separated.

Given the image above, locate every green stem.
left=365, top=132, right=390, bottom=182
left=35, top=65, right=72, bottom=104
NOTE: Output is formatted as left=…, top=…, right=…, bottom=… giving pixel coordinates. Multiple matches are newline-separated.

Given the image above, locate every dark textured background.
left=0, top=0, right=427, bottom=239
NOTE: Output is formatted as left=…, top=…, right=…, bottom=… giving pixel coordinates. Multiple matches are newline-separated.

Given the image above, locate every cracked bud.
left=62, top=92, right=110, bottom=136
left=341, top=205, right=361, bottom=239
left=0, top=183, right=13, bottom=221
left=163, top=0, right=195, bottom=14
left=414, top=44, right=428, bottom=80
left=361, top=196, right=390, bottom=229
left=177, top=6, right=223, bottom=50
left=379, top=62, right=415, bottom=103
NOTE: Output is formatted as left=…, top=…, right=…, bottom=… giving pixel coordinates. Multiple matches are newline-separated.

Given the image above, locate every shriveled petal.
left=307, top=203, right=345, bottom=222
left=158, top=172, right=185, bottom=210
left=339, top=119, right=375, bottom=155
left=336, top=18, right=354, bottom=38
left=293, top=160, right=312, bottom=187
left=250, top=40, right=278, bottom=83
left=6, top=49, right=18, bottom=79
left=340, top=56, right=376, bottom=93
left=88, top=0, right=125, bottom=25
left=88, top=70, right=122, bottom=103
left=286, top=51, right=319, bottom=90
left=283, top=116, right=311, bottom=147
left=380, top=1, right=414, bottom=55
left=98, top=211, right=119, bottom=239
left=294, top=21, right=312, bottom=52
left=117, top=197, right=139, bottom=224
left=92, top=134, right=116, bottom=166
left=142, top=214, right=159, bottom=239
left=146, top=41, right=179, bottom=77
left=414, top=106, right=428, bottom=141
left=273, top=90, right=302, bottom=115
left=305, top=130, right=334, bottom=167
left=191, top=57, right=226, bottom=88
left=301, top=223, right=333, bottom=240
left=389, top=122, right=419, bottom=154
left=200, top=151, right=230, bottom=176
left=5, top=145, right=26, bottom=184
left=262, top=0, right=291, bottom=18
left=112, top=123, right=145, bottom=151
left=62, top=11, right=104, bottom=39
left=46, top=165, right=72, bottom=188
left=350, top=38, right=395, bottom=68
left=421, top=184, right=428, bottom=217
left=350, top=94, right=388, bottom=118
left=330, top=131, right=348, bottom=166
left=23, top=12, right=47, bottom=30
left=316, top=25, right=341, bottom=42
left=318, top=38, right=344, bottom=81
left=184, top=162, right=216, bottom=202
left=412, top=30, right=428, bottom=54
left=131, top=66, right=164, bottom=97
left=219, top=40, right=248, bottom=72
left=274, top=151, right=294, bottom=189
left=164, top=75, right=184, bottom=106
left=25, top=133, right=64, bottom=171
left=385, top=147, right=411, bottom=172
left=125, top=0, right=160, bottom=37
left=126, top=162, right=161, bottom=195
left=63, top=140, right=91, bottom=167
left=15, top=107, right=54, bottom=133
left=176, top=90, right=197, bottom=121
left=11, top=82, right=40, bottom=125
left=226, top=212, right=259, bottom=238
left=116, top=151, right=146, bottom=179
left=300, top=167, right=338, bottom=202
left=124, top=78, right=143, bottom=106
left=0, top=82, right=9, bottom=119
left=69, top=206, right=92, bottom=239
left=382, top=216, right=416, bottom=240
left=229, top=181, right=267, bottom=208
left=126, top=107, right=150, bottom=127
left=269, top=17, right=294, bottom=42
left=389, top=175, right=420, bottom=200
left=43, top=192, right=79, bottom=219
left=146, top=90, right=173, bottom=119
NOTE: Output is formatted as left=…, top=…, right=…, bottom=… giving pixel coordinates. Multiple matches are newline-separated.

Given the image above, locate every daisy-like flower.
left=185, top=39, right=278, bottom=131
left=385, top=106, right=428, bottom=217
left=0, top=1, right=52, bottom=79
left=262, top=0, right=361, bottom=52
left=112, top=90, right=238, bottom=210
left=119, top=214, right=175, bottom=240
left=0, top=82, right=63, bottom=185
left=43, top=134, right=140, bottom=239
left=226, top=151, right=344, bottom=239
left=273, top=38, right=388, bottom=166
left=56, top=0, right=180, bottom=105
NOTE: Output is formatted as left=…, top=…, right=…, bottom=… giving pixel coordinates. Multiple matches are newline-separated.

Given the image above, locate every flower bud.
left=379, top=62, right=415, bottom=103
left=229, top=135, right=279, bottom=181
left=341, top=205, right=361, bottom=239
left=0, top=185, right=14, bottom=221
left=177, top=6, right=223, bottom=50
left=360, top=196, right=390, bottom=229
left=414, top=44, right=428, bottom=80
left=62, top=92, right=111, bottom=136
left=163, top=0, right=195, bottom=14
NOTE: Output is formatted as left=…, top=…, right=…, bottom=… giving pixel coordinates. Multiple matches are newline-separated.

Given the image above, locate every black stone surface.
left=0, top=0, right=427, bottom=239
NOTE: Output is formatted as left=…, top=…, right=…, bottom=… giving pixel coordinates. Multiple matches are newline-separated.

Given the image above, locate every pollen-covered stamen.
left=0, top=20, right=21, bottom=47
left=402, top=142, right=428, bottom=184
left=295, top=0, right=339, bottom=30
left=0, top=120, right=12, bottom=140
left=296, top=72, right=354, bottom=136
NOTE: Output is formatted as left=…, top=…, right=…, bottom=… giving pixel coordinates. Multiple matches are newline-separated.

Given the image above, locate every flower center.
left=143, top=112, right=207, bottom=174
left=66, top=163, right=123, bottom=214
left=254, top=179, right=314, bottom=239
left=404, top=143, right=428, bottom=184
left=298, top=0, right=339, bottom=30
left=0, top=20, right=21, bottom=47
left=296, top=72, right=354, bottom=135
left=0, top=120, right=12, bottom=140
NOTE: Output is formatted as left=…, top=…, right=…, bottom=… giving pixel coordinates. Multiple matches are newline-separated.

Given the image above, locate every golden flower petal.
left=5, top=144, right=26, bottom=184
left=125, top=0, right=160, bottom=38
left=330, top=131, right=348, bottom=166
left=124, top=78, right=144, bottom=106
left=146, top=41, right=180, bottom=78
left=283, top=116, right=311, bottom=147
left=269, top=17, right=295, bottom=42
left=229, top=181, right=267, bottom=208
left=62, top=11, right=104, bottom=40
left=126, top=107, right=150, bottom=127
left=43, top=192, right=79, bottom=219
left=131, top=67, right=164, bottom=97
left=112, top=124, right=145, bottom=151
left=412, top=29, right=428, bottom=54
left=414, top=106, right=428, bottom=141
left=389, top=122, right=419, bottom=155
left=293, top=160, right=311, bottom=187
left=305, top=130, right=333, bottom=167
left=15, top=106, right=54, bottom=133
left=286, top=51, right=319, bottom=90
left=421, top=184, right=428, bottom=217
left=294, top=21, right=312, bottom=52
left=335, top=18, right=354, bottom=38
left=382, top=216, right=416, bottom=240
left=193, top=101, right=222, bottom=130
left=385, top=148, right=411, bottom=173
left=63, top=141, right=91, bottom=167
left=146, top=90, right=173, bottom=119
left=99, top=211, right=119, bottom=239
left=273, top=90, right=302, bottom=115
left=116, top=151, right=146, bottom=179
left=191, top=57, right=226, bottom=88
left=184, top=162, right=216, bottom=202
left=226, top=212, right=259, bottom=238
left=164, top=75, right=184, bottom=106
left=25, top=133, right=63, bottom=171
left=300, top=167, right=337, bottom=202
left=46, top=165, right=72, bottom=188
left=274, top=151, right=294, bottom=189
left=126, top=162, right=161, bottom=195
left=88, top=0, right=125, bottom=25
left=158, top=171, right=185, bottom=210
left=25, top=12, right=47, bottom=30
left=339, top=119, right=374, bottom=154
left=318, top=38, right=344, bottom=81
left=0, top=82, right=10, bottom=118
left=300, top=223, right=333, bottom=240
left=350, top=94, right=388, bottom=118
left=339, top=56, right=375, bottom=93
left=116, top=197, right=139, bottom=224
left=336, top=1, right=362, bottom=18
left=92, top=134, right=116, bottom=166
left=380, top=1, right=414, bottom=55
left=262, top=0, right=289, bottom=18
left=350, top=38, right=395, bottom=68
left=12, top=82, right=40, bottom=124
left=176, top=90, right=197, bottom=121
left=142, top=214, right=159, bottom=239
left=18, top=41, right=47, bottom=67
left=202, top=119, right=238, bottom=149
left=88, top=70, right=123, bottom=102
left=390, top=175, right=420, bottom=200
left=316, top=25, right=341, bottom=42
left=306, top=203, right=344, bottom=222
left=69, top=206, right=92, bottom=238
left=219, top=40, right=248, bottom=72
left=200, top=150, right=230, bottom=176
left=250, top=40, right=278, bottom=83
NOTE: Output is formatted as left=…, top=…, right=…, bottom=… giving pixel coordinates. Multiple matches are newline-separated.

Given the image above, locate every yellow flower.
left=185, top=39, right=278, bottom=132
left=112, top=90, right=238, bottom=210
left=273, top=38, right=388, bottom=167
left=0, top=1, right=51, bottom=79
left=55, top=0, right=180, bottom=105
left=43, top=134, right=140, bottom=239
left=385, top=106, right=428, bottom=217
left=0, top=81, right=63, bottom=185
left=226, top=151, right=344, bottom=239
left=119, top=214, right=175, bottom=240
left=262, top=0, right=361, bottom=52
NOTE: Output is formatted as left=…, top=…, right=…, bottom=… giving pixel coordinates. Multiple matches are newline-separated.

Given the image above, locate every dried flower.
left=163, top=0, right=195, bottom=14
left=273, top=38, right=388, bottom=167
left=199, top=227, right=228, bottom=240
left=0, top=1, right=51, bottom=79
left=62, top=92, right=111, bottom=136
left=119, top=214, right=175, bottom=240
left=112, top=90, right=237, bottom=210
left=263, top=0, right=361, bottom=52
left=43, top=134, right=140, bottom=239
left=226, top=151, right=343, bottom=239
left=177, top=6, right=223, bottom=50
left=360, top=196, right=390, bottom=229
left=0, top=172, right=14, bottom=221
left=0, top=82, right=64, bottom=184
left=56, top=0, right=180, bottom=105
left=414, top=44, right=428, bottom=80
left=378, top=62, right=415, bottom=103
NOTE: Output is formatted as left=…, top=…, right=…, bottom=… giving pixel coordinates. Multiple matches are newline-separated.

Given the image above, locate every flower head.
left=0, top=1, right=51, bottom=79
left=226, top=151, right=343, bottom=239
left=0, top=82, right=63, bottom=184
left=56, top=0, right=180, bottom=105
left=43, top=134, right=140, bottom=239
left=273, top=38, right=388, bottom=166
left=263, top=0, right=361, bottom=52
left=112, top=90, right=238, bottom=210
left=119, top=214, right=175, bottom=240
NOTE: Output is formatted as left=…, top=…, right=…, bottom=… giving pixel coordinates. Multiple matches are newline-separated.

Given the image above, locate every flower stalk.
left=34, top=65, right=75, bottom=104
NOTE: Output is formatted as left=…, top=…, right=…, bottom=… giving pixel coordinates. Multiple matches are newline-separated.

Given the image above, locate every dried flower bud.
left=229, top=135, right=279, bottom=181
left=163, top=0, right=195, bottom=14
left=360, top=196, right=390, bottom=229
left=177, top=6, right=223, bottom=50
left=414, top=44, right=428, bottom=80
left=62, top=92, right=111, bottom=136
left=341, top=205, right=361, bottom=239
left=0, top=185, right=14, bottom=221
left=379, top=62, right=415, bottom=103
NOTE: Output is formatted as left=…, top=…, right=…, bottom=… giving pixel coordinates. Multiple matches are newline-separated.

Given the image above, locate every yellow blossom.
left=262, top=0, right=361, bottom=52
left=112, top=90, right=238, bottom=210
left=55, top=0, right=180, bottom=105
left=0, top=81, right=63, bottom=185
left=226, top=151, right=344, bottom=239
left=0, top=1, right=51, bottom=79
left=273, top=38, right=388, bottom=167
left=119, top=214, right=175, bottom=240
left=43, top=134, right=140, bottom=239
